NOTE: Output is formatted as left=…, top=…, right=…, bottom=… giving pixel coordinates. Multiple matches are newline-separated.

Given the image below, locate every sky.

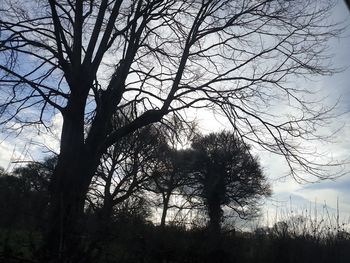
left=196, top=0, right=350, bottom=226
left=263, top=1, right=350, bottom=226
left=261, top=1, right=350, bottom=226
left=0, top=0, right=350, bottom=227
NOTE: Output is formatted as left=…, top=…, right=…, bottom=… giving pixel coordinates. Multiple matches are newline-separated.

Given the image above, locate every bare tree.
left=0, top=0, right=344, bottom=260
left=149, top=148, right=194, bottom=227
left=145, top=116, right=197, bottom=227
left=88, top=124, right=161, bottom=225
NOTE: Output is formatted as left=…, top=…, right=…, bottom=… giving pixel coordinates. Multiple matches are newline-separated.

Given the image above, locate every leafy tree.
left=0, top=169, right=29, bottom=228
left=191, top=132, right=271, bottom=233
left=0, top=0, right=343, bottom=259
left=0, top=167, right=6, bottom=175
left=13, top=156, right=56, bottom=194
left=0, top=157, right=56, bottom=230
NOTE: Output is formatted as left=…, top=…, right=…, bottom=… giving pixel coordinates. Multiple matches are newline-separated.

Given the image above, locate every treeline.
left=0, top=123, right=272, bottom=262
left=0, top=125, right=349, bottom=262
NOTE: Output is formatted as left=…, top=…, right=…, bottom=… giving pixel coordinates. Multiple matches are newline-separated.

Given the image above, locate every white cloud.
left=0, top=113, right=62, bottom=171
left=0, top=139, right=17, bottom=169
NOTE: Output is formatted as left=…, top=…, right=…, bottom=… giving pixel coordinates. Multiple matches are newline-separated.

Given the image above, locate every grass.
left=0, top=202, right=349, bottom=263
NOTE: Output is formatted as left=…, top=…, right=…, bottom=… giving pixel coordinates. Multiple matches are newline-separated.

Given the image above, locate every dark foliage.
left=1, top=161, right=350, bottom=263
left=189, top=132, right=271, bottom=233
left=0, top=157, right=55, bottom=231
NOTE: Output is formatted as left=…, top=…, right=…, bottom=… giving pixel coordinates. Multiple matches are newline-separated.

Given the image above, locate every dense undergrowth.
left=1, top=162, right=349, bottom=262
left=1, top=214, right=349, bottom=263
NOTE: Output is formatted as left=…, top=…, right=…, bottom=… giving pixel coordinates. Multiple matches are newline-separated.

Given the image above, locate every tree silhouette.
left=0, top=169, right=28, bottom=229
left=13, top=156, right=56, bottom=195
left=88, top=124, right=162, bottom=226
left=0, top=157, right=56, bottom=231
left=146, top=117, right=196, bottom=227
left=0, top=0, right=343, bottom=260
left=191, top=132, right=270, bottom=234
left=149, top=148, right=194, bottom=227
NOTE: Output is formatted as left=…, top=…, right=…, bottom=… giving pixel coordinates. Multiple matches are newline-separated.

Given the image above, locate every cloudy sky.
left=260, top=1, right=350, bottom=226
left=197, top=0, right=350, bottom=226
left=0, top=0, right=350, bottom=227
left=269, top=1, right=350, bottom=221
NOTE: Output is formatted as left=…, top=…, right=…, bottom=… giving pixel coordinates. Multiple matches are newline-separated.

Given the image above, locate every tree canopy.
left=0, top=0, right=343, bottom=179
left=190, top=132, right=271, bottom=232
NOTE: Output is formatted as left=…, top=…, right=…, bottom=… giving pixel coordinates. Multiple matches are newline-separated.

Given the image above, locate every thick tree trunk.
left=205, top=170, right=225, bottom=236
left=45, top=100, right=101, bottom=262
left=207, top=202, right=222, bottom=235
left=207, top=200, right=223, bottom=261
left=46, top=162, right=92, bottom=262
